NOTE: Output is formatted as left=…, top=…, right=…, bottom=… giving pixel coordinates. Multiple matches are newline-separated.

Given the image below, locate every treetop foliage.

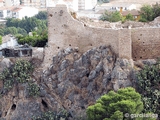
left=34, top=11, right=47, bottom=20
left=0, top=11, right=47, bottom=36
left=100, top=3, right=160, bottom=22
left=17, top=30, right=48, bottom=47
left=0, top=35, right=2, bottom=45
left=5, top=16, right=47, bottom=33
left=86, top=87, right=144, bottom=120
left=0, top=11, right=48, bottom=47
left=139, top=3, right=160, bottom=22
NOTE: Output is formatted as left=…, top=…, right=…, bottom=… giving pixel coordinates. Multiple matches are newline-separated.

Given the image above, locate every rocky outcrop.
left=0, top=46, right=134, bottom=119
left=0, top=58, right=13, bottom=72
left=39, top=46, right=133, bottom=118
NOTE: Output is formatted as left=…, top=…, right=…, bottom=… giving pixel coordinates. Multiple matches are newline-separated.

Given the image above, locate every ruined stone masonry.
left=0, top=3, right=160, bottom=120
left=44, top=4, right=132, bottom=68
left=44, top=4, right=160, bottom=69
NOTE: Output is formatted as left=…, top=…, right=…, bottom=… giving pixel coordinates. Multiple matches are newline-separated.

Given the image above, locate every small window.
left=134, top=16, right=137, bottom=18
left=22, top=50, right=28, bottom=55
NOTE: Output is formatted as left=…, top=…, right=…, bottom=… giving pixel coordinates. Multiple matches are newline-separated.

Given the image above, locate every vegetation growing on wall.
left=86, top=87, right=145, bottom=120
left=27, top=82, right=40, bottom=97
left=0, top=60, right=34, bottom=92
left=136, top=59, right=160, bottom=116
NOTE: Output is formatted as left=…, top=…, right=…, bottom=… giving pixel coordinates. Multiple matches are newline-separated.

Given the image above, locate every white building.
left=21, top=0, right=40, bottom=8
left=0, top=0, right=4, bottom=7
left=46, top=0, right=97, bottom=11
left=4, top=0, right=20, bottom=7
left=12, top=7, right=38, bottom=19
left=80, top=0, right=97, bottom=10
left=0, top=36, right=19, bottom=50
left=0, top=6, right=38, bottom=19
left=0, top=36, right=18, bottom=57
left=0, top=7, right=12, bottom=18
left=109, top=3, right=137, bottom=11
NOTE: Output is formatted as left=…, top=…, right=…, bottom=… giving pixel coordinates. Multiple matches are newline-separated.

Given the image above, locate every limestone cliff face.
left=0, top=46, right=134, bottom=120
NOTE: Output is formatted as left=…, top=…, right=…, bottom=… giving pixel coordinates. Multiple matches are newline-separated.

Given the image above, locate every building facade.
left=4, top=0, right=20, bottom=7
left=0, top=6, right=38, bottom=19
left=1, top=0, right=97, bottom=9
left=0, top=0, right=4, bottom=7
left=21, top=0, right=40, bottom=8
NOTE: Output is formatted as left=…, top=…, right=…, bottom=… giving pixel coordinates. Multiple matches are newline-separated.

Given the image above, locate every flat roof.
left=122, top=10, right=140, bottom=16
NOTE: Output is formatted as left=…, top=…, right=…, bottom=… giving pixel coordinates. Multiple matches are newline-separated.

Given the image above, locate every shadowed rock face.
left=0, top=46, right=133, bottom=120
left=39, top=45, right=133, bottom=118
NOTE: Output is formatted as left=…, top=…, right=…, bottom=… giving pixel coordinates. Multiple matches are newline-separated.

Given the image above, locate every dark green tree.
left=152, top=2, right=160, bottom=19
left=34, top=11, right=47, bottom=20
left=125, top=13, right=134, bottom=21
left=17, top=27, right=28, bottom=36
left=3, top=27, right=18, bottom=35
left=5, top=17, right=47, bottom=33
left=0, top=28, right=4, bottom=36
left=2, top=27, right=27, bottom=36
left=17, top=29, right=48, bottom=47
left=0, top=35, right=2, bottom=45
left=86, top=87, right=144, bottom=120
left=139, top=5, right=154, bottom=22
left=6, top=18, right=19, bottom=28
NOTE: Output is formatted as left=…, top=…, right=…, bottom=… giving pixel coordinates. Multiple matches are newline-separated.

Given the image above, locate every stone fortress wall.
left=44, top=4, right=160, bottom=68
left=132, top=28, right=160, bottom=60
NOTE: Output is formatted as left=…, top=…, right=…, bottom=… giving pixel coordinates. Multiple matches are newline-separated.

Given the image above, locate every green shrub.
left=139, top=3, right=160, bottom=22
left=1, top=68, right=14, bottom=90
left=28, top=83, right=40, bottom=97
left=17, top=31, right=48, bottom=47
left=0, top=60, right=33, bottom=91
left=86, top=87, right=144, bottom=120
left=0, top=35, right=2, bottom=45
left=100, top=11, right=122, bottom=22
left=13, top=60, right=33, bottom=83
left=139, top=17, right=148, bottom=22
left=125, top=13, right=134, bottom=21
left=136, top=60, right=160, bottom=116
